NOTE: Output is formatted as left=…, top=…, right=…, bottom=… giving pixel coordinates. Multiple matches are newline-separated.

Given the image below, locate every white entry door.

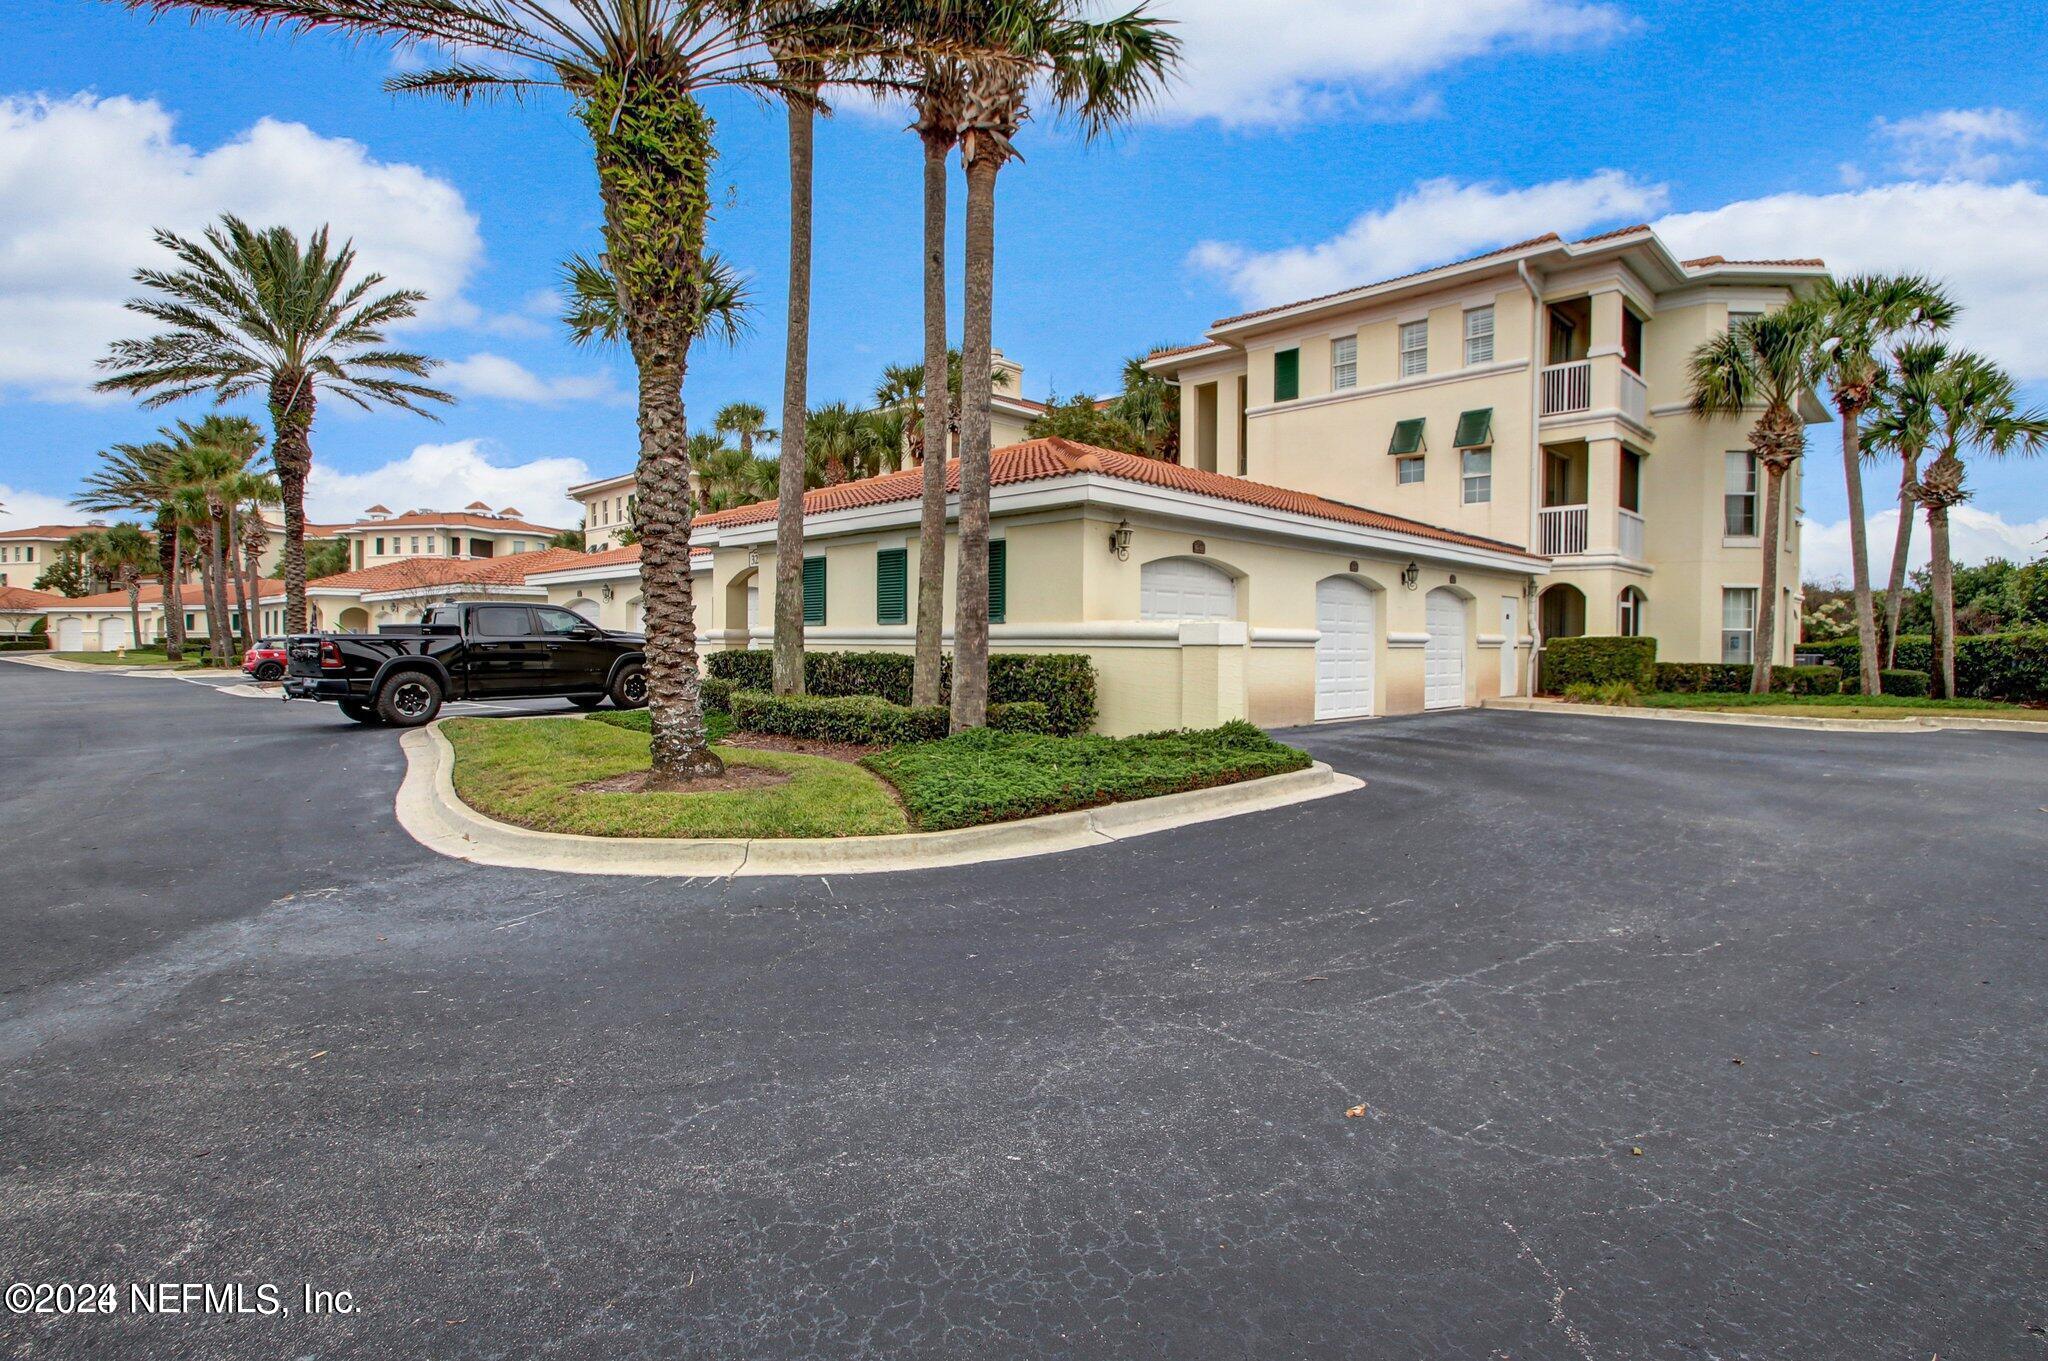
left=1499, top=595, right=1520, bottom=697
left=1424, top=588, right=1466, bottom=711
left=1314, top=577, right=1374, bottom=720
left=99, top=616, right=130, bottom=651
left=57, top=618, right=83, bottom=651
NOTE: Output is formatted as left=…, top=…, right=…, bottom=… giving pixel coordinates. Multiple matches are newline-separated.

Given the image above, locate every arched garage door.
left=1424, top=588, right=1466, bottom=711
left=1140, top=558, right=1235, bottom=621
left=57, top=618, right=84, bottom=651
left=100, top=617, right=130, bottom=651
left=564, top=597, right=600, bottom=622
left=1314, top=577, right=1374, bottom=720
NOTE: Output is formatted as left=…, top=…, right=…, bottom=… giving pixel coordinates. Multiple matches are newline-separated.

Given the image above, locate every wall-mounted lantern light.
left=601, top=583, right=615, bottom=602
left=1401, top=561, right=1421, bottom=590
left=1108, top=518, right=1133, bottom=560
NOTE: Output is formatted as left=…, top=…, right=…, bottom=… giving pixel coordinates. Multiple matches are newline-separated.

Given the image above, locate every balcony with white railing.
left=1539, top=504, right=1589, bottom=557
left=1542, top=357, right=1654, bottom=432
left=1541, top=361, right=1592, bottom=416
left=1618, top=508, right=1646, bottom=561
left=1620, top=366, right=1648, bottom=426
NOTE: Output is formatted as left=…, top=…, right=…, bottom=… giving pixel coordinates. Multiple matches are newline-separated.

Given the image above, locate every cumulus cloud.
left=1146, top=0, right=1631, bottom=126
left=0, top=485, right=90, bottom=532
left=1874, top=107, right=2032, bottom=181
left=306, top=440, right=595, bottom=528
left=1801, top=505, right=2048, bottom=585
left=441, top=353, right=623, bottom=405
left=0, top=93, right=482, bottom=402
left=1189, top=171, right=1667, bottom=309
left=1655, top=178, right=2048, bottom=382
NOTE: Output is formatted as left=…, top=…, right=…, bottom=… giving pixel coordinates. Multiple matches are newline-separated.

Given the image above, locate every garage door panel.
left=1314, top=577, right=1374, bottom=720
left=1424, top=588, right=1466, bottom=711
left=99, top=618, right=129, bottom=651
left=1140, top=558, right=1236, bottom=622
left=57, top=619, right=83, bottom=651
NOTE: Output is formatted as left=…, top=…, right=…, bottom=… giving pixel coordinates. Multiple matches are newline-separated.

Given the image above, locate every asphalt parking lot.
left=2, top=659, right=2043, bottom=1358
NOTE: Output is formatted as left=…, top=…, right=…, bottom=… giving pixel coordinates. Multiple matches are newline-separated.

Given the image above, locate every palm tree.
left=95, top=214, right=451, bottom=634
left=239, top=481, right=283, bottom=640
left=713, top=402, right=778, bottom=459
left=1687, top=309, right=1822, bottom=693
left=804, top=403, right=893, bottom=485
left=1108, top=350, right=1179, bottom=461
left=1900, top=352, right=2048, bottom=695
left=1867, top=340, right=1948, bottom=666
left=72, top=524, right=156, bottom=651
left=75, top=427, right=190, bottom=659
left=1797, top=275, right=1955, bottom=693
left=945, top=0, right=1179, bottom=730
left=165, top=416, right=268, bottom=657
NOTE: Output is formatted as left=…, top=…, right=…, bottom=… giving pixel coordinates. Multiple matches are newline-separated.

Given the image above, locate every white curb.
left=395, top=719, right=1364, bottom=878
left=1482, top=695, right=2048, bottom=735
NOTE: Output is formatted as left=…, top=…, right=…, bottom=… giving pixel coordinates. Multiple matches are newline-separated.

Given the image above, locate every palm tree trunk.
left=771, top=97, right=814, bottom=698
left=1880, top=452, right=1919, bottom=665
left=157, top=507, right=185, bottom=661
left=199, top=518, right=229, bottom=658
left=225, top=502, right=252, bottom=654
left=245, top=536, right=263, bottom=641
left=1749, top=461, right=1787, bottom=694
left=269, top=378, right=314, bottom=633
left=951, top=153, right=1000, bottom=732
left=1839, top=408, right=1881, bottom=694
left=1928, top=505, right=1956, bottom=698
left=912, top=133, right=952, bottom=710
left=127, top=579, right=143, bottom=655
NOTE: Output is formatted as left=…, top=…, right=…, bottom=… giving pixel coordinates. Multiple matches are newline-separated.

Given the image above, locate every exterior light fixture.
left=1401, top=561, right=1421, bottom=590
left=1109, top=518, right=1133, bottom=560
left=601, top=583, right=615, bottom=602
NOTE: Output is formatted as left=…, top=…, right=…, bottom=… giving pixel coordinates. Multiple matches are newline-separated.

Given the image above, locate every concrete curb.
left=0, top=654, right=242, bottom=679
left=395, top=719, right=1364, bottom=878
left=1482, top=695, right=2048, bottom=735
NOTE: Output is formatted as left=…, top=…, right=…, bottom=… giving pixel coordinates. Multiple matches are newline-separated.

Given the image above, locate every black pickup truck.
left=283, top=601, right=647, bottom=726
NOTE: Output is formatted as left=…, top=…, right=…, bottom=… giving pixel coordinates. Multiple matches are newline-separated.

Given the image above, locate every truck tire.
left=376, top=671, right=444, bottom=727
left=338, top=698, right=380, bottom=725
left=608, top=663, right=647, bottom=710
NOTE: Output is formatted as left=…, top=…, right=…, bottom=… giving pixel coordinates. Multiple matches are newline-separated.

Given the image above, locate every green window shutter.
left=875, top=548, right=907, bottom=625
left=1454, top=408, right=1493, bottom=448
left=802, top=555, right=827, bottom=625
left=1389, top=418, right=1426, bottom=456
left=988, top=540, right=1007, bottom=625
left=1273, top=348, right=1300, bottom=402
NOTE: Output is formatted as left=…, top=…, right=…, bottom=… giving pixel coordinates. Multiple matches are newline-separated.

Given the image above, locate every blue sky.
left=4, top=0, right=2046, bottom=579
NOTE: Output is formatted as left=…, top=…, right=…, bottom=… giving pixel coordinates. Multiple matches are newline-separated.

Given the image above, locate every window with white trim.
left=1463, top=306, right=1495, bottom=365
left=1618, top=587, right=1646, bottom=637
left=1721, top=588, right=1757, bottom=663
left=1461, top=449, right=1492, bottom=504
left=1724, top=452, right=1759, bottom=537
left=1330, top=336, right=1357, bottom=391
left=1397, top=457, right=1425, bottom=485
left=1398, top=320, right=1428, bottom=377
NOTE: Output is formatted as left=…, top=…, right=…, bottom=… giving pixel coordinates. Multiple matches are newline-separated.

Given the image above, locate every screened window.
left=1330, top=337, right=1358, bottom=391
left=1724, top=452, right=1759, bottom=537
left=474, top=606, right=531, bottom=638
left=1464, top=307, right=1495, bottom=365
left=1398, top=321, right=1428, bottom=377
left=1461, top=449, right=1493, bottom=504
left=1721, top=588, right=1757, bottom=663
left=410, top=536, right=420, bottom=553
left=1397, top=457, right=1425, bottom=485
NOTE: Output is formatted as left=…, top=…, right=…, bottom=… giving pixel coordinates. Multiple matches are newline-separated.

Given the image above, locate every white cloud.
left=441, top=353, right=623, bottom=405
left=0, top=484, right=88, bottom=531
left=1146, top=0, right=1630, bottom=126
left=306, top=440, right=594, bottom=528
left=1190, top=170, right=1667, bottom=309
left=1875, top=107, right=2032, bottom=181
left=1801, top=505, right=2048, bottom=585
left=0, top=93, right=483, bottom=402
left=1656, top=178, right=2048, bottom=382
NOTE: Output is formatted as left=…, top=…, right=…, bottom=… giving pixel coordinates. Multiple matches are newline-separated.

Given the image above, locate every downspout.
left=1518, top=259, right=1545, bottom=695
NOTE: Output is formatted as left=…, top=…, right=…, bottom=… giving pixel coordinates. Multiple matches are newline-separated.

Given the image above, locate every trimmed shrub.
left=1654, top=661, right=1834, bottom=694
left=705, top=650, right=774, bottom=689
left=1540, top=636, right=1656, bottom=693
left=1956, top=628, right=2048, bottom=702
left=986, top=654, right=1096, bottom=735
left=1840, top=667, right=1933, bottom=698
left=1, top=638, right=50, bottom=651
left=700, top=676, right=735, bottom=714
left=730, top=690, right=950, bottom=746
left=1781, top=664, right=1842, bottom=695
left=704, top=649, right=1098, bottom=734
left=986, top=700, right=1054, bottom=734
left=1562, top=680, right=1641, bottom=706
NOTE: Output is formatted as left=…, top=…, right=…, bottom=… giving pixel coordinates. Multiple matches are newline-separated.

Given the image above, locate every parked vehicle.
left=283, top=602, right=645, bottom=726
left=243, top=637, right=290, bottom=682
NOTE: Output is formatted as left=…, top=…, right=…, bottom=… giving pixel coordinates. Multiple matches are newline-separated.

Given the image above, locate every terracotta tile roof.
left=307, top=548, right=589, bottom=593
left=0, top=523, right=101, bottom=540
left=1145, top=340, right=1228, bottom=361
left=58, top=578, right=288, bottom=610
left=0, top=585, right=66, bottom=610
left=524, top=542, right=711, bottom=577
left=697, top=438, right=1531, bottom=557
left=340, top=509, right=565, bottom=535
left=1682, top=255, right=1828, bottom=269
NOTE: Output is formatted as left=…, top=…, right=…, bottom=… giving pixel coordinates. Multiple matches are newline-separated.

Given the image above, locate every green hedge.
left=1841, top=668, right=1932, bottom=698
left=1654, top=662, right=1841, bottom=695
left=700, top=676, right=735, bottom=714
left=0, top=639, right=50, bottom=651
left=704, top=649, right=1097, bottom=734
left=729, top=690, right=950, bottom=746
left=862, top=721, right=1313, bottom=831
left=986, top=701, right=1054, bottom=734
left=1540, top=636, right=1655, bottom=693
left=1802, top=630, right=2048, bottom=701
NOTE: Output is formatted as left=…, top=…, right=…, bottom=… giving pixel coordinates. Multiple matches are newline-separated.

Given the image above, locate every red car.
left=243, top=637, right=290, bottom=682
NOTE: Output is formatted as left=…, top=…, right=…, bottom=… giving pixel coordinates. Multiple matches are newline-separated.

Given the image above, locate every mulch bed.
left=578, top=765, right=793, bottom=795
left=718, top=732, right=887, bottom=763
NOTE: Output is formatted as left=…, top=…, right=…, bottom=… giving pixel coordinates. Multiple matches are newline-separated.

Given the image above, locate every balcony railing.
left=1618, top=508, right=1646, bottom=561
left=1539, top=504, right=1589, bottom=556
left=1541, top=361, right=1592, bottom=416
left=1620, top=366, right=1648, bottom=426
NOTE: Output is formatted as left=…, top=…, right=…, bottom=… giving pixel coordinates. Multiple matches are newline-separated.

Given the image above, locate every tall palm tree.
left=165, top=415, right=268, bottom=657
left=712, top=402, right=777, bottom=459
left=1900, top=352, right=2048, bottom=695
left=1109, top=350, right=1179, bottom=461
left=239, top=479, right=283, bottom=640
left=945, top=0, right=1179, bottom=730
left=1687, top=309, right=1822, bottom=694
left=95, top=214, right=450, bottom=633
left=75, top=427, right=189, bottom=659
left=1867, top=340, right=1947, bottom=666
left=1797, top=275, right=1955, bottom=693
left=805, top=402, right=893, bottom=485
left=72, top=523, right=156, bottom=651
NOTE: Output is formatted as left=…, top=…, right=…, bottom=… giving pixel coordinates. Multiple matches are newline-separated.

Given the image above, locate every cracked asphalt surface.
left=2, top=659, right=2045, bottom=1359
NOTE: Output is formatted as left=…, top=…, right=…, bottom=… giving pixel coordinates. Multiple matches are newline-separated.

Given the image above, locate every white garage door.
left=57, top=618, right=83, bottom=651
left=1314, top=577, right=1374, bottom=720
left=1424, top=588, right=1466, bottom=711
left=565, top=597, right=599, bottom=622
left=1140, top=558, right=1236, bottom=621
left=100, top=617, right=130, bottom=651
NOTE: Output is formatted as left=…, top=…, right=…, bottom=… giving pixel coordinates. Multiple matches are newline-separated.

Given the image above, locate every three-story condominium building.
left=335, top=504, right=567, bottom=570
left=1143, top=226, right=1828, bottom=668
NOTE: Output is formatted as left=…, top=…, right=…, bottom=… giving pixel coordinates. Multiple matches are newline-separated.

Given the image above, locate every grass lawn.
left=442, top=715, right=908, bottom=839
left=44, top=649, right=178, bottom=666
left=590, top=707, right=735, bottom=744
left=863, top=721, right=1315, bottom=832
left=1636, top=692, right=2048, bottom=721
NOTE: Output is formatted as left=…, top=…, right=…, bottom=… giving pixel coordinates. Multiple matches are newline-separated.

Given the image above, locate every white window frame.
left=1396, top=456, right=1425, bottom=485
left=1618, top=588, right=1645, bottom=638
left=1724, top=451, right=1759, bottom=539
left=1463, top=306, right=1495, bottom=366
left=1721, top=588, right=1757, bottom=664
left=1398, top=320, right=1428, bottom=378
left=1330, top=336, right=1358, bottom=391
left=1460, top=448, right=1492, bottom=504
